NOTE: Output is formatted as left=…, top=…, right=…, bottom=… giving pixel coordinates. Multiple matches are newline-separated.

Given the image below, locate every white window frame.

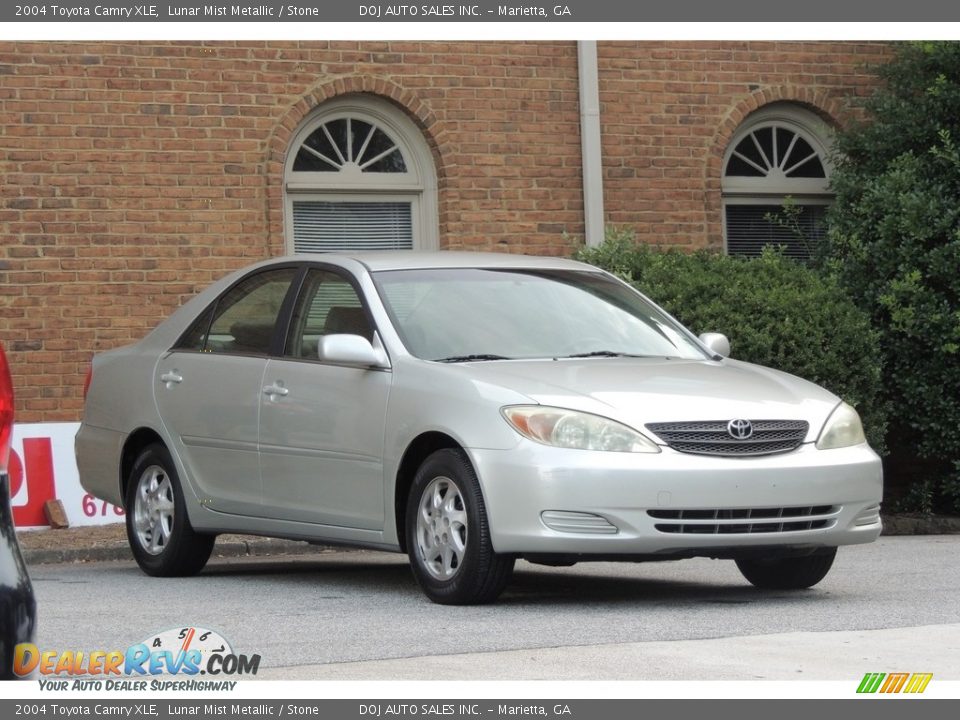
left=284, top=95, right=439, bottom=253
left=721, top=104, right=834, bottom=256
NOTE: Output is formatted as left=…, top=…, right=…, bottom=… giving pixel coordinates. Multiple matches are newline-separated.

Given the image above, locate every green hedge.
left=575, top=232, right=887, bottom=451
left=822, top=42, right=960, bottom=513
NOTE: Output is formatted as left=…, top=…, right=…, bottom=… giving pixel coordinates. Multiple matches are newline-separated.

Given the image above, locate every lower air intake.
left=648, top=505, right=838, bottom=534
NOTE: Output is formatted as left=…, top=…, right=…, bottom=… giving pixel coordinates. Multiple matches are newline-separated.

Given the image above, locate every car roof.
left=134, top=250, right=603, bottom=353
left=277, top=251, right=596, bottom=273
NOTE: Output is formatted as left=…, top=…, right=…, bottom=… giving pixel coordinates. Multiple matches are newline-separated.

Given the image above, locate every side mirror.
left=698, top=332, right=730, bottom=358
left=317, top=334, right=390, bottom=369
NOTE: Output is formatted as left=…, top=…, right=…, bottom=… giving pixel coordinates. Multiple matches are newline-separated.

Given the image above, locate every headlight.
left=502, top=406, right=660, bottom=453
left=816, top=402, right=866, bottom=450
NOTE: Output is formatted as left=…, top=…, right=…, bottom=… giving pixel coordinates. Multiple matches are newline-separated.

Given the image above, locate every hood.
left=460, top=357, right=840, bottom=443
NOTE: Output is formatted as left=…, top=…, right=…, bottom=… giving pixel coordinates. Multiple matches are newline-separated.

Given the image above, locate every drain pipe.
left=578, top=40, right=605, bottom=247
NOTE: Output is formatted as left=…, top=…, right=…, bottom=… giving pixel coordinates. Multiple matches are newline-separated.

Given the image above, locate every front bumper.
left=469, top=441, right=883, bottom=556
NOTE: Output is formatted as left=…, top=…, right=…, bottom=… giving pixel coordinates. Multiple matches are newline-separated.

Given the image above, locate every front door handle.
left=263, top=383, right=289, bottom=399
left=160, top=371, right=183, bottom=387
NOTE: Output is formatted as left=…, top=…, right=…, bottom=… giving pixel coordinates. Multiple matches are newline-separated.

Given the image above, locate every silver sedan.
left=76, top=252, right=882, bottom=604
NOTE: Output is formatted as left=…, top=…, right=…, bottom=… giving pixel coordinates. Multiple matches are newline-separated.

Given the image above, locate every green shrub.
left=823, top=41, right=960, bottom=513
left=575, top=232, right=887, bottom=450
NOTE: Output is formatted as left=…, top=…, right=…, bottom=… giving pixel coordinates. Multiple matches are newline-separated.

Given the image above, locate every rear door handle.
left=160, top=371, right=183, bottom=387
left=262, top=383, right=289, bottom=398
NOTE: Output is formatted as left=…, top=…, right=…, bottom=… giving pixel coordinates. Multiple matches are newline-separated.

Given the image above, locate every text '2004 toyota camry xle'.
left=76, top=252, right=882, bottom=604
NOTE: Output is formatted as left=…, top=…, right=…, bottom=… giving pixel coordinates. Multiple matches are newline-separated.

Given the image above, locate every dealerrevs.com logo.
left=15, top=627, right=260, bottom=691
left=857, top=672, right=933, bottom=694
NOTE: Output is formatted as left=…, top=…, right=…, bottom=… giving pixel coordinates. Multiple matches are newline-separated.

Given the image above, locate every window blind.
left=293, top=200, right=413, bottom=254
left=725, top=204, right=827, bottom=260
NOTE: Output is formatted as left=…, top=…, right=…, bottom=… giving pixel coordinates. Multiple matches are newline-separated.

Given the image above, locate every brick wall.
left=598, top=41, right=893, bottom=249
left=0, top=41, right=890, bottom=422
left=0, top=41, right=583, bottom=421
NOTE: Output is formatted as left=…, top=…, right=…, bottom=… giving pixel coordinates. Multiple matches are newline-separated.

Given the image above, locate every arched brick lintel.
left=264, top=76, right=449, bottom=254
left=702, top=87, right=847, bottom=250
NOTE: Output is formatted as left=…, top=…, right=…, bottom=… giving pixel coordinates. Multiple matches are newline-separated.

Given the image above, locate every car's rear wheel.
left=125, top=443, right=214, bottom=577
left=735, top=547, right=837, bottom=590
left=406, top=449, right=514, bottom=604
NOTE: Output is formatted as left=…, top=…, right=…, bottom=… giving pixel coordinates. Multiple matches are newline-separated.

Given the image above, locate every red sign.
left=10, top=423, right=124, bottom=528
left=9, top=438, right=56, bottom=527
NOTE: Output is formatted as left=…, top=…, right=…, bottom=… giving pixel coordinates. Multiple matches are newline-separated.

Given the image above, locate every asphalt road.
left=25, top=535, right=960, bottom=680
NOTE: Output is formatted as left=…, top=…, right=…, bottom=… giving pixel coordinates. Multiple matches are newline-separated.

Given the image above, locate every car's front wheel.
left=406, top=449, right=514, bottom=604
left=735, top=547, right=837, bottom=590
left=125, top=443, right=214, bottom=577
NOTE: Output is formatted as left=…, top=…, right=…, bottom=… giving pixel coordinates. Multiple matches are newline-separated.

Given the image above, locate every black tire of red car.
left=125, top=443, right=214, bottom=577
left=1, top=473, right=37, bottom=680
left=735, top=547, right=838, bottom=590
left=406, top=448, right=515, bottom=605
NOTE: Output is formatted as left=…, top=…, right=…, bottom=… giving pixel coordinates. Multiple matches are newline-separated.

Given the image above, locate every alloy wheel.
left=133, top=465, right=175, bottom=556
left=415, top=475, right=468, bottom=580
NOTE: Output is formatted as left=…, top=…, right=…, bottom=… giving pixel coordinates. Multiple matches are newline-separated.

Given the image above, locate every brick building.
left=1, top=41, right=893, bottom=422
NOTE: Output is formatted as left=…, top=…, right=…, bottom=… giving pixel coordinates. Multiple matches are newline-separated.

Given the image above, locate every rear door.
left=154, top=266, right=300, bottom=516
left=257, top=267, right=390, bottom=529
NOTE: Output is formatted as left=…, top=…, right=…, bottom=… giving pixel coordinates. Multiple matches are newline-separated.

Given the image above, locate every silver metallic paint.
left=76, top=252, right=883, bottom=558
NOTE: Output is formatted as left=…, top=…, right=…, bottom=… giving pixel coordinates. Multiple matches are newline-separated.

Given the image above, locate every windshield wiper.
left=433, top=354, right=513, bottom=363
left=561, top=350, right=649, bottom=359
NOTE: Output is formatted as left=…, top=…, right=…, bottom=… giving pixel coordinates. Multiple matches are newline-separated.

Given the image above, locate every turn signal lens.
left=816, top=402, right=867, bottom=450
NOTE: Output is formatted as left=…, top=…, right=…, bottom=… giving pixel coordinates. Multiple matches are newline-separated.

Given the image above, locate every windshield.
left=372, top=268, right=708, bottom=362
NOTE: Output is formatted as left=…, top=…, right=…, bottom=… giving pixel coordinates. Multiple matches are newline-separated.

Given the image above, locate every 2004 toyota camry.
left=76, top=252, right=882, bottom=604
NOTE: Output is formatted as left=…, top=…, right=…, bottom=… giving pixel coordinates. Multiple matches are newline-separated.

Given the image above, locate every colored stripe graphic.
left=857, top=672, right=932, bottom=694
left=857, top=673, right=885, bottom=693
left=880, top=672, right=910, bottom=693
left=904, top=674, right=933, bottom=694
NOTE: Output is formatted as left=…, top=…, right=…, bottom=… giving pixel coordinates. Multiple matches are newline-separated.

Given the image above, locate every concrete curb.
left=22, top=537, right=332, bottom=566
left=19, top=514, right=959, bottom=566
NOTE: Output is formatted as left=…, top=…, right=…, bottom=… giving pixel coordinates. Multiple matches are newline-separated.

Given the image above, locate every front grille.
left=645, top=419, right=809, bottom=457
left=648, top=505, right=837, bottom=534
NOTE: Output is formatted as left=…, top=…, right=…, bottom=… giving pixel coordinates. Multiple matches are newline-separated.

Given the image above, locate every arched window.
left=722, top=104, right=833, bottom=259
left=284, top=95, right=438, bottom=254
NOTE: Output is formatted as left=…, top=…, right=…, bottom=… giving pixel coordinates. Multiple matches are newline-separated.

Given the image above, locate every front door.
left=258, top=269, right=390, bottom=529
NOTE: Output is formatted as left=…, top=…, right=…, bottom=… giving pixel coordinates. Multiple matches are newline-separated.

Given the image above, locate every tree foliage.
left=824, top=42, right=960, bottom=511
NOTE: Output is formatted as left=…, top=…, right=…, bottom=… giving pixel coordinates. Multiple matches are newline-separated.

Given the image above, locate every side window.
left=285, top=270, right=373, bottom=360
left=179, top=268, right=298, bottom=355
left=176, top=305, right=215, bottom=352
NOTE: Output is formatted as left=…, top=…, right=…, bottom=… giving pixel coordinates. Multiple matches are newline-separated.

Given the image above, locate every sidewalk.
left=16, top=514, right=960, bottom=565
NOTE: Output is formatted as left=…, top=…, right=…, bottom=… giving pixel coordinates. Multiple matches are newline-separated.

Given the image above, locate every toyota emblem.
left=727, top=419, right=753, bottom=440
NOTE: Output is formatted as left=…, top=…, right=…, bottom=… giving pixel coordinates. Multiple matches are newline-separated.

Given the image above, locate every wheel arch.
left=394, top=431, right=464, bottom=553
left=119, top=427, right=166, bottom=509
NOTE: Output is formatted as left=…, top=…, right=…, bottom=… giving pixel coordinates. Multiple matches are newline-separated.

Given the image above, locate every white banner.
left=9, top=422, right=124, bottom=529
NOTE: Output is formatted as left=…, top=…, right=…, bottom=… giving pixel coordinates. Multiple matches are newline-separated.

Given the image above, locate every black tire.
left=406, top=448, right=514, bottom=605
left=735, top=547, right=838, bottom=590
left=125, top=443, right=214, bottom=577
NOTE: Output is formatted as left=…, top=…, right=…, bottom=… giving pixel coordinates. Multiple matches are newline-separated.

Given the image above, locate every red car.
left=0, top=342, right=36, bottom=679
